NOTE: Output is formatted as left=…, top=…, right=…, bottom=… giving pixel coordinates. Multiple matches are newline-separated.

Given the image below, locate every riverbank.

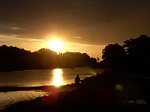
left=0, top=84, right=77, bottom=92
left=1, top=71, right=150, bottom=112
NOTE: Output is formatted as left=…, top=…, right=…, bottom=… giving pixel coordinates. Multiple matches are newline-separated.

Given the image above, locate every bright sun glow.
left=48, top=40, right=64, bottom=52
left=52, top=68, right=63, bottom=87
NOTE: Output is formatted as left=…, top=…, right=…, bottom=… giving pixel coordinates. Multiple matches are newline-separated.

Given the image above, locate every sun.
left=48, top=40, right=64, bottom=52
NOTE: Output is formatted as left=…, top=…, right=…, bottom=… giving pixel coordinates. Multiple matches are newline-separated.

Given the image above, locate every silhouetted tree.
left=60, top=52, right=97, bottom=68
left=123, top=35, right=150, bottom=76
left=102, top=43, right=126, bottom=71
left=0, top=45, right=31, bottom=71
left=36, top=48, right=57, bottom=68
left=0, top=45, right=98, bottom=71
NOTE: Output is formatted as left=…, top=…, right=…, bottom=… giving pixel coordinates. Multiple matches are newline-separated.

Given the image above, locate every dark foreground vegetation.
left=1, top=35, right=150, bottom=111
left=100, top=35, right=150, bottom=78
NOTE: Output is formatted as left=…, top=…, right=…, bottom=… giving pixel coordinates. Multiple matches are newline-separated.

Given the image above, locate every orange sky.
left=0, top=35, right=105, bottom=59
left=0, top=0, right=150, bottom=59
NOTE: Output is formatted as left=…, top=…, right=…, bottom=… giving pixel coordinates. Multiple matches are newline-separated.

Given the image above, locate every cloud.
left=0, top=24, right=25, bottom=36
left=0, top=0, right=150, bottom=45
left=75, top=37, right=82, bottom=39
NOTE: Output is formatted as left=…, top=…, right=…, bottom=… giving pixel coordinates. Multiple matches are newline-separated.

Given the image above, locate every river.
left=0, top=67, right=104, bottom=110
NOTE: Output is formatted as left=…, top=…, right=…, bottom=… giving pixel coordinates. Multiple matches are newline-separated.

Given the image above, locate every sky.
left=0, top=0, right=150, bottom=59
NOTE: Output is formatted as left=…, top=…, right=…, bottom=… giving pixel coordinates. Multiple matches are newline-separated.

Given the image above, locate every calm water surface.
left=0, top=67, right=104, bottom=110
left=0, top=67, right=104, bottom=87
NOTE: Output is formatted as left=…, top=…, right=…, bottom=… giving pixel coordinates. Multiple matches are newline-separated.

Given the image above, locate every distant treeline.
left=100, top=35, right=150, bottom=77
left=1, top=34, right=150, bottom=75
left=0, top=45, right=98, bottom=71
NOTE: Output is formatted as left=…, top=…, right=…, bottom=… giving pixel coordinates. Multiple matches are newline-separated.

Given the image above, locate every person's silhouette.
left=75, top=74, right=80, bottom=87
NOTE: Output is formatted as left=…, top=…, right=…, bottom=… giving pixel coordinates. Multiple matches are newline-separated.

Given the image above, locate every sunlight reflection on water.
left=0, top=67, right=104, bottom=110
left=0, top=67, right=104, bottom=87
left=52, top=68, right=64, bottom=87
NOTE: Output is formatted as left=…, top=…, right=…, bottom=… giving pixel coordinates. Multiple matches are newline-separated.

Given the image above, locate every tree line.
left=0, top=45, right=97, bottom=71
left=101, top=35, right=150, bottom=77
left=1, top=34, right=150, bottom=75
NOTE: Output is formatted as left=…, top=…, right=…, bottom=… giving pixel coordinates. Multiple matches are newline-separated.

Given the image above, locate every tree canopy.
left=102, top=43, right=126, bottom=67
left=0, top=45, right=98, bottom=71
left=101, top=35, right=150, bottom=77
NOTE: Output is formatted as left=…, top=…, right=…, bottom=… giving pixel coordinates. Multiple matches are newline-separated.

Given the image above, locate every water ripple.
left=0, top=91, right=47, bottom=110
